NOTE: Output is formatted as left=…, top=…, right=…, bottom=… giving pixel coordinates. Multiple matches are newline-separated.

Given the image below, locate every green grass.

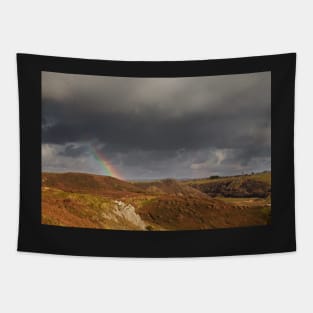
left=183, top=171, right=271, bottom=186
left=260, top=206, right=272, bottom=223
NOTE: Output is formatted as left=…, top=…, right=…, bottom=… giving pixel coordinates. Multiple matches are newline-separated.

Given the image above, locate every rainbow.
left=89, top=144, right=123, bottom=180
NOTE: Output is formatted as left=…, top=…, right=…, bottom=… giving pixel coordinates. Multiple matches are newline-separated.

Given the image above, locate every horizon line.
left=42, top=169, right=271, bottom=182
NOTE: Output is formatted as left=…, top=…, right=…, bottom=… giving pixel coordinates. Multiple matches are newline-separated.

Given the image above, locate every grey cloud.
left=42, top=71, right=271, bottom=179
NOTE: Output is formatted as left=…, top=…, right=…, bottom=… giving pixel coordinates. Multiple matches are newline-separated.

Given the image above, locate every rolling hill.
left=184, top=171, right=271, bottom=198
left=41, top=172, right=271, bottom=231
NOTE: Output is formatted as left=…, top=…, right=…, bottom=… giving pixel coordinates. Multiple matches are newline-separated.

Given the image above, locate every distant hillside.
left=42, top=172, right=143, bottom=197
left=133, top=178, right=207, bottom=198
left=184, top=172, right=271, bottom=198
left=41, top=172, right=271, bottom=230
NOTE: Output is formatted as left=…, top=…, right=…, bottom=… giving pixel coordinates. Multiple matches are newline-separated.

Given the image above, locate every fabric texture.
left=17, top=53, right=296, bottom=257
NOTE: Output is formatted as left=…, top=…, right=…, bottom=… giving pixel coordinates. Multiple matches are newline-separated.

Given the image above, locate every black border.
left=17, top=53, right=296, bottom=257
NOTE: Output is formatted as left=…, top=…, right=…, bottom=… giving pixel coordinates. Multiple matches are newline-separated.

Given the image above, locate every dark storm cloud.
left=58, top=143, right=89, bottom=157
left=42, top=71, right=270, bottom=179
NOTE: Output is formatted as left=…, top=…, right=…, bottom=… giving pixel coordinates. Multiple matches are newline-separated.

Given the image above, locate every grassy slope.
left=42, top=187, right=144, bottom=230
left=183, top=171, right=271, bottom=198
left=184, top=171, right=271, bottom=185
left=42, top=172, right=271, bottom=230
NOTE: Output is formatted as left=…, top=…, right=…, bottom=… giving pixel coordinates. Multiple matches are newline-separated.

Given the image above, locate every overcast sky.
left=42, top=71, right=271, bottom=180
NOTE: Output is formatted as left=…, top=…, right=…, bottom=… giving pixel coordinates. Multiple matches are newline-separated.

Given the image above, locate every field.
left=41, top=171, right=271, bottom=231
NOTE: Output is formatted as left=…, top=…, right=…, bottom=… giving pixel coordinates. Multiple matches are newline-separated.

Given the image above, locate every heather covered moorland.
left=42, top=171, right=271, bottom=230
